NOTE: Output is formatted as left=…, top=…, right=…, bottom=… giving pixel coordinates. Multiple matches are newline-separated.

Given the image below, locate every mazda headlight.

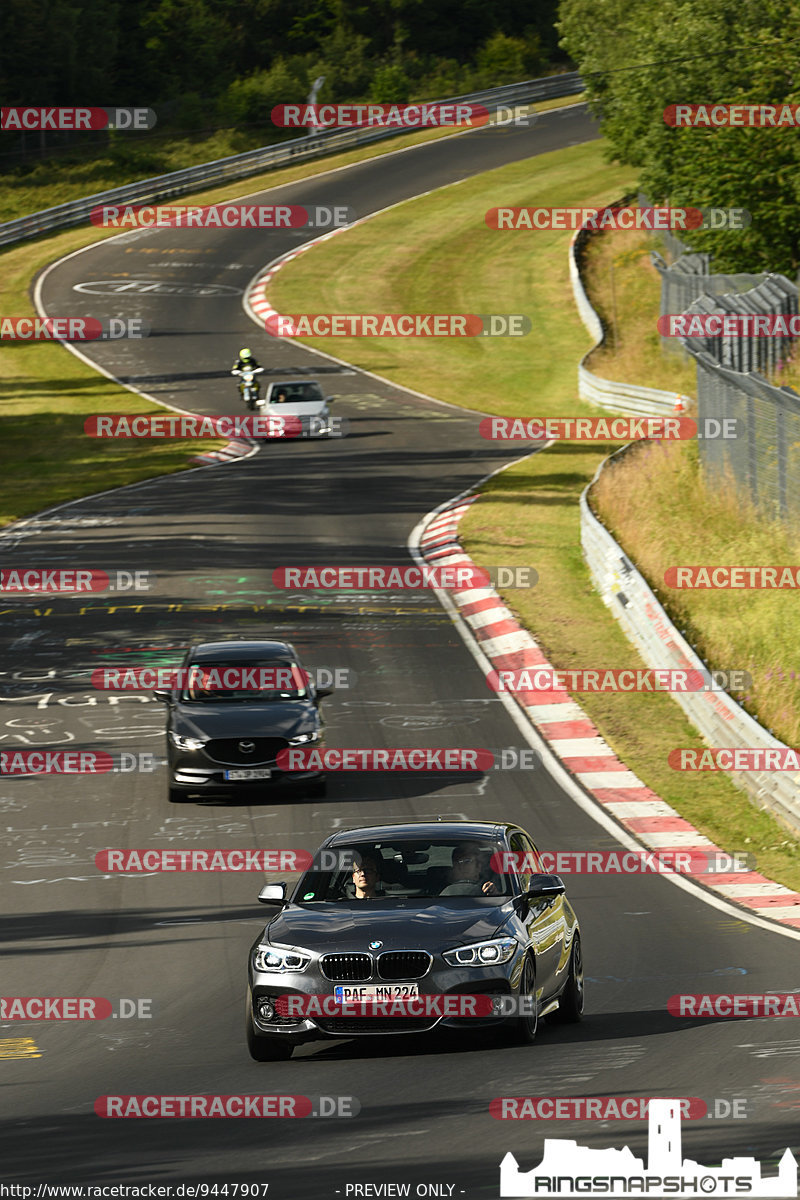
left=169, top=731, right=206, bottom=751
left=288, top=730, right=321, bottom=746
left=443, top=938, right=517, bottom=967
left=253, top=944, right=311, bottom=973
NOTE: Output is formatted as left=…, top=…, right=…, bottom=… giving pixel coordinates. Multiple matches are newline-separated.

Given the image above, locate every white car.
left=262, top=380, right=335, bottom=437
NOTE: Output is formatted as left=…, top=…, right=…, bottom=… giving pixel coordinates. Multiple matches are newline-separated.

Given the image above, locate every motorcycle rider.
left=231, top=347, right=262, bottom=374
left=231, top=347, right=263, bottom=408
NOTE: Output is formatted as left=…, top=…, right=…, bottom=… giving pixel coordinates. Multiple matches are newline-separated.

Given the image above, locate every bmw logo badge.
left=369, top=940, right=383, bottom=950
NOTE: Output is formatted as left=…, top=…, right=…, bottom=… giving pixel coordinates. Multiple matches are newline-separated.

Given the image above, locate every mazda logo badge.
left=238, top=741, right=255, bottom=754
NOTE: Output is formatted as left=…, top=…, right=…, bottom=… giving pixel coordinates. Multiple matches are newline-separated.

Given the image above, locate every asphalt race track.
left=2, top=105, right=799, bottom=1197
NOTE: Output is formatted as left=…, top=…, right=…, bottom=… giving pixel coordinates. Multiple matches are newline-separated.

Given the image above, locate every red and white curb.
left=419, top=497, right=800, bottom=931
left=245, top=226, right=351, bottom=329
left=191, top=438, right=254, bottom=467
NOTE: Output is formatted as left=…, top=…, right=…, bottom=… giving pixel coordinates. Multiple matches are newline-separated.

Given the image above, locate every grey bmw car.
left=246, top=820, right=583, bottom=1060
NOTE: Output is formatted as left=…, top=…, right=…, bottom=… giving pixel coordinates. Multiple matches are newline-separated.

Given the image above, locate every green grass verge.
left=270, top=139, right=632, bottom=415
left=0, top=98, right=579, bottom=529
left=267, top=135, right=800, bottom=889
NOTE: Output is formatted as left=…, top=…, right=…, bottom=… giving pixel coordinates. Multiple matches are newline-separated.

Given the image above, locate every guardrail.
left=580, top=451, right=800, bottom=836
left=570, top=216, right=691, bottom=417
left=570, top=216, right=800, bottom=834
left=0, top=72, right=583, bottom=250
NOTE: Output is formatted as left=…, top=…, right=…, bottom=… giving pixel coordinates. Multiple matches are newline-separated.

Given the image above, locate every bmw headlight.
left=253, top=944, right=312, bottom=973
left=443, top=938, right=517, bottom=967
left=169, top=731, right=206, bottom=751
left=288, top=730, right=321, bottom=746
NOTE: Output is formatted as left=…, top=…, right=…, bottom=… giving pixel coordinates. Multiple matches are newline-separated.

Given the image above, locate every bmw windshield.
left=293, top=838, right=513, bottom=903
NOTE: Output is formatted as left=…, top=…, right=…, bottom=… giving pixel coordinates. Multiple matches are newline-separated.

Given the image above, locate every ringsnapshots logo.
left=272, top=564, right=536, bottom=589
left=84, top=414, right=304, bottom=439
left=271, top=102, right=489, bottom=129
left=0, top=317, right=149, bottom=341
left=90, top=204, right=354, bottom=230
left=1, top=107, right=156, bottom=130
left=498, top=1098, right=798, bottom=1197
left=264, top=313, right=530, bottom=337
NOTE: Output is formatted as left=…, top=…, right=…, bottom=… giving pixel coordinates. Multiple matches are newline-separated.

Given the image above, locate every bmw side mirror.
left=325, top=396, right=335, bottom=404
left=315, top=687, right=333, bottom=700
left=527, top=873, right=566, bottom=897
left=258, top=883, right=287, bottom=905
left=153, top=689, right=171, bottom=703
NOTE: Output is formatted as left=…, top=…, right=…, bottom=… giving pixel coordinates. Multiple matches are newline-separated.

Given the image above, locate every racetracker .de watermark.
left=664, top=103, right=800, bottom=127
left=1, top=751, right=158, bottom=776
left=669, top=747, right=800, bottom=771
left=271, top=565, right=537, bottom=589
left=90, top=204, right=354, bottom=229
left=95, top=849, right=312, bottom=872
left=264, top=313, right=530, bottom=337
left=490, top=850, right=755, bottom=875
left=669, top=994, right=800, bottom=1017
left=491, top=1097, right=714, bottom=1120
left=276, top=748, right=493, bottom=771
left=274, top=994, right=501, bottom=1018
left=1, top=317, right=149, bottom=340
left=84, top=414, right=306, bottom=439
left=90, top=666, right=355, bottom=690
left=659, top=314, right=800, bottom=337
left=1, top=107, right=156, bottom=130
left=480, top=416, right=694, bottom=441
left=0, top=997, right=152, bottom=1019
left=485, top=206, right=750, bottom=231
left=0, top=569, right=151, bottom=593
left=487, top=668, right=752, bottom=693
left=665, top=566, right=800, bottom=588
left=271, top=102, right=489, bottom=128
left=95, top=1095, right=359, bottom=1118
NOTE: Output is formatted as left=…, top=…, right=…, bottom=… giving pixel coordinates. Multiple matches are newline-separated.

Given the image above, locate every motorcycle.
left=232, top=365, right=264, bottom=410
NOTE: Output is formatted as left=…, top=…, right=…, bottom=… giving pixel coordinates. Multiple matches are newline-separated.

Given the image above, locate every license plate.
left=334, top=984, right=420, bottom=1002
left=224, top=769, right=272, bottom=781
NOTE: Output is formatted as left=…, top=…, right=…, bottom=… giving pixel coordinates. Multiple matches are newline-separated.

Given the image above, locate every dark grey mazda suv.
left=154, top=639, right=330, bottom=803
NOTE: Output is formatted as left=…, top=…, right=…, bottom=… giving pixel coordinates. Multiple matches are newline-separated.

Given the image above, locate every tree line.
left=558, top=0, right=800, bottom=274
left=0, top=0, right=564, bottom=132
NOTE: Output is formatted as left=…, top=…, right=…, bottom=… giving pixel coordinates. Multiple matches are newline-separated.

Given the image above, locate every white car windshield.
left=269, top=383, right=325, bottom=404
